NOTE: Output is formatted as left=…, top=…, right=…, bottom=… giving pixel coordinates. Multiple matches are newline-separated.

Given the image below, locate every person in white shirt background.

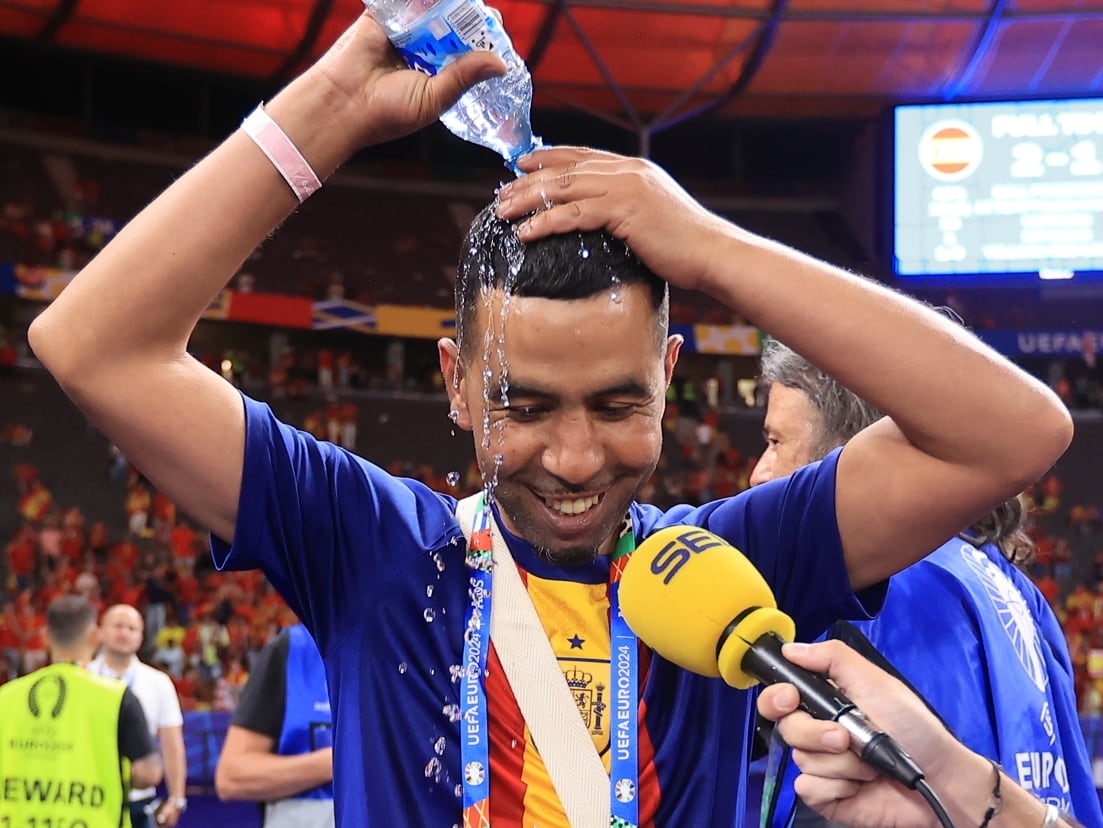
left=89, top=604, right=189, bottom=827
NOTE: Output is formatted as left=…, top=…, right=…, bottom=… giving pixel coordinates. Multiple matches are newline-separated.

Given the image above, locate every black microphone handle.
left=740, top=631, right=925, bottom=789
left=740, top=631, right=857, bottom=721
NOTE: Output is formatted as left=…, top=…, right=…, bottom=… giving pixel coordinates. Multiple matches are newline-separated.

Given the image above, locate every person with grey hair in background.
left=751, top=338, right=1100, bottom=827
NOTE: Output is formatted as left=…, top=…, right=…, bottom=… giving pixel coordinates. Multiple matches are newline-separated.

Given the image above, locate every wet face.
left=749, top=383, right=823, bottom=486
left=99, top=605, right=144, bottom=658
left=441, top=284, right=681, bottom=564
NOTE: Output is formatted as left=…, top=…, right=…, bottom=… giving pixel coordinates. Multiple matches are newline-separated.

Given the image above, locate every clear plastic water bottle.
left=363, top=0, right=540, bottom=169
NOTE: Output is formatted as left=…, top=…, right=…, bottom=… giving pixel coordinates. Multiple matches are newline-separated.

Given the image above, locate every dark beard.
left=533, top=545, right=601, bottom=566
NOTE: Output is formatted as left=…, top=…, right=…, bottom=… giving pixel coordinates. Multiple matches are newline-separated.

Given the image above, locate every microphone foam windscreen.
left=620, top=525, right=782, bottom=677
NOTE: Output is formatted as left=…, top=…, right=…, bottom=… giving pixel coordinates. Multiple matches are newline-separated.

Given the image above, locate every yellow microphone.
left=618, top=525, right=794, bottom=689
left=620, top=525, right=926, bottom=790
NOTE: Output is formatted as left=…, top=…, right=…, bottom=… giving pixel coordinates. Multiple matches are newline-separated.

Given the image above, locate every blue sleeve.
left=644, top=448, right=884, bottom=641
left=209, top=395, right=462, bottom=654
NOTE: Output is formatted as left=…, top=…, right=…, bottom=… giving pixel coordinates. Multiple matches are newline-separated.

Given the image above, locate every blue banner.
left=978, top=329, right=1103, bottom=357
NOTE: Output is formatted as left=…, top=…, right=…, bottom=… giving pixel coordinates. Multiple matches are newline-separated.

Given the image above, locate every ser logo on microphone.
left=649, top=528, right=726, bottom=584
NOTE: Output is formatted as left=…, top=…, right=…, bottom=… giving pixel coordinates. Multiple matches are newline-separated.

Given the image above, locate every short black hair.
left=46, top=596, right=97, bottom=648
left=456, top=205, right=668, bottom=360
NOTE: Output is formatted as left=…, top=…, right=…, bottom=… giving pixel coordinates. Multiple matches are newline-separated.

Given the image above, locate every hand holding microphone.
left=618, top=526, right=943, bottom=819
left=757, top=639, right=988, bottom=828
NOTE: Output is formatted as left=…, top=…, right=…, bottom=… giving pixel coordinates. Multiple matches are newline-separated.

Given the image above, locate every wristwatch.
left=167, top=797, right=188, bottom=812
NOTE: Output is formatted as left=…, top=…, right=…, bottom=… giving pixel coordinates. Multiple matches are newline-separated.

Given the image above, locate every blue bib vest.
left=277, top=624, right=334, bottom=801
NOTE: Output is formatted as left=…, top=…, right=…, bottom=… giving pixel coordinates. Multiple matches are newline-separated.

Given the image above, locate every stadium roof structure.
left=3, top=0, right=1103, bottom=148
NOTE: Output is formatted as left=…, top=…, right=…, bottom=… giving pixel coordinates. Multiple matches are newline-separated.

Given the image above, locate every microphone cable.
left=915, top=778, right=954, bottom=828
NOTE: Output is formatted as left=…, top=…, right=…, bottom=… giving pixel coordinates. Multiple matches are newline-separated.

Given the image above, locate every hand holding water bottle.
left=360, top=0, right=541, bottom=169
left=303, top=11, right=507, bottom=153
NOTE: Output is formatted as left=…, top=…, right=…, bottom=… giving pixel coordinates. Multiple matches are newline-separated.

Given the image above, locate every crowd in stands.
left=3, top=132, right=1103, bottom=715
left=3, top=345, right=1103, bottom=716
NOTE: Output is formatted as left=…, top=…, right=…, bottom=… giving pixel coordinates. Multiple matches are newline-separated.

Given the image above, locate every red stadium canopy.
left=3, top=0, right=1103, bottom=132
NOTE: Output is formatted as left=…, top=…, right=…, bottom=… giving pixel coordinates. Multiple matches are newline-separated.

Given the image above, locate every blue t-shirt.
left=214, top=397, right=877, bottom=827
left=766, top=539, right=1102, bottom=826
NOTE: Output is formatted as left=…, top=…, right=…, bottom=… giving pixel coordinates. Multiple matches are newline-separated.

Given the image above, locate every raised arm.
left=496, top=148, right=1073, bottom=588
left=28, top=13, right=505, bottom=542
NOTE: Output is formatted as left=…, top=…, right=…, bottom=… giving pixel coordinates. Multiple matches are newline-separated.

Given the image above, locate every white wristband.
left=241, top=103, right=322, bottom=203
left=1040, top=804, right=1061, bottom=828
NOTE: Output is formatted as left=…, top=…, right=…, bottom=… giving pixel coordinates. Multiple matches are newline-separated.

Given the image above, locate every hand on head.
left=495, top=147, right=737, bottom=294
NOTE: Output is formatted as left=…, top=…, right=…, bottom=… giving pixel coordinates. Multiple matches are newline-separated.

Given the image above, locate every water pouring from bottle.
left=363, top=0, right=542, bottom=172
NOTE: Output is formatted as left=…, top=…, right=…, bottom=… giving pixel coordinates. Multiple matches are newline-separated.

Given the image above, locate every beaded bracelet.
left=241, top=103, right=322, bottom=203
left=979, top=759, right=1003, bottom=828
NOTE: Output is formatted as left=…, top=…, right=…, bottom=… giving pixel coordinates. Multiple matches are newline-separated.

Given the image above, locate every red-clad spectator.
left=175, top=666, right=200, bottom=712
left=1055, top=536, right=1074, bottom=583
left=125, top=482, right=152, bottom=536
left=37, top=516, right=62, bottom=562
left=169, top=521, right=198, bottom=569
left=6, top=525, right=37, bottom=591
left=318, top=348, right=335, bottom=391
left=0, top=601, right=21, bottom=672
left=226, top=616, right=250, bottom=652
left=51, top=557, right=77, bottom=594
left=1033, top=532, right=1055, bottom=573
left=0, top=652, right=15, bottom=686
left=339, top=402, right=358, bottom=450
left=1035, top=572, right=1060, bottom=604
left=302, top=409, right=326, bottom=440
left=36, top=571, right=65, bottom=611
left=17, top=599, right=47, bottom=673
left=151, top=491, right=177, bottom=544
left=73, top=556, right=100, bottom=597
left=336, top=350, right=355, bottom=388
left=114, top=577, right=144, bottom=610
left=14, top=463, right=39, bottom=493
left=61, top=506, right=85, bottom=563
left=18, top=481, right=53, bottom=522
left=113, top=538, right=140, bottom=570
left=712, top=455, right=741, bottom=500
left=215, top=657, right=249, bottom=711
left=1042, top=473, right=1065, bottom=512
left=175, top=565, right=200, bottom=616
left=325, top=401, right=341, bottom=444
left=0, top=338, right=17, bottom=378
left=88, top=520, right=110, bottom=561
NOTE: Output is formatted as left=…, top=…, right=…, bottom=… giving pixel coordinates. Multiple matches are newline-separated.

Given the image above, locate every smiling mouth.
left=544, top=493, right=603, bottom=515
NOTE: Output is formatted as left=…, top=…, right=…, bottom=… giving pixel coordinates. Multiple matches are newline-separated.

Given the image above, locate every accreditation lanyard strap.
left=460, top=494, right=642, bottom=828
